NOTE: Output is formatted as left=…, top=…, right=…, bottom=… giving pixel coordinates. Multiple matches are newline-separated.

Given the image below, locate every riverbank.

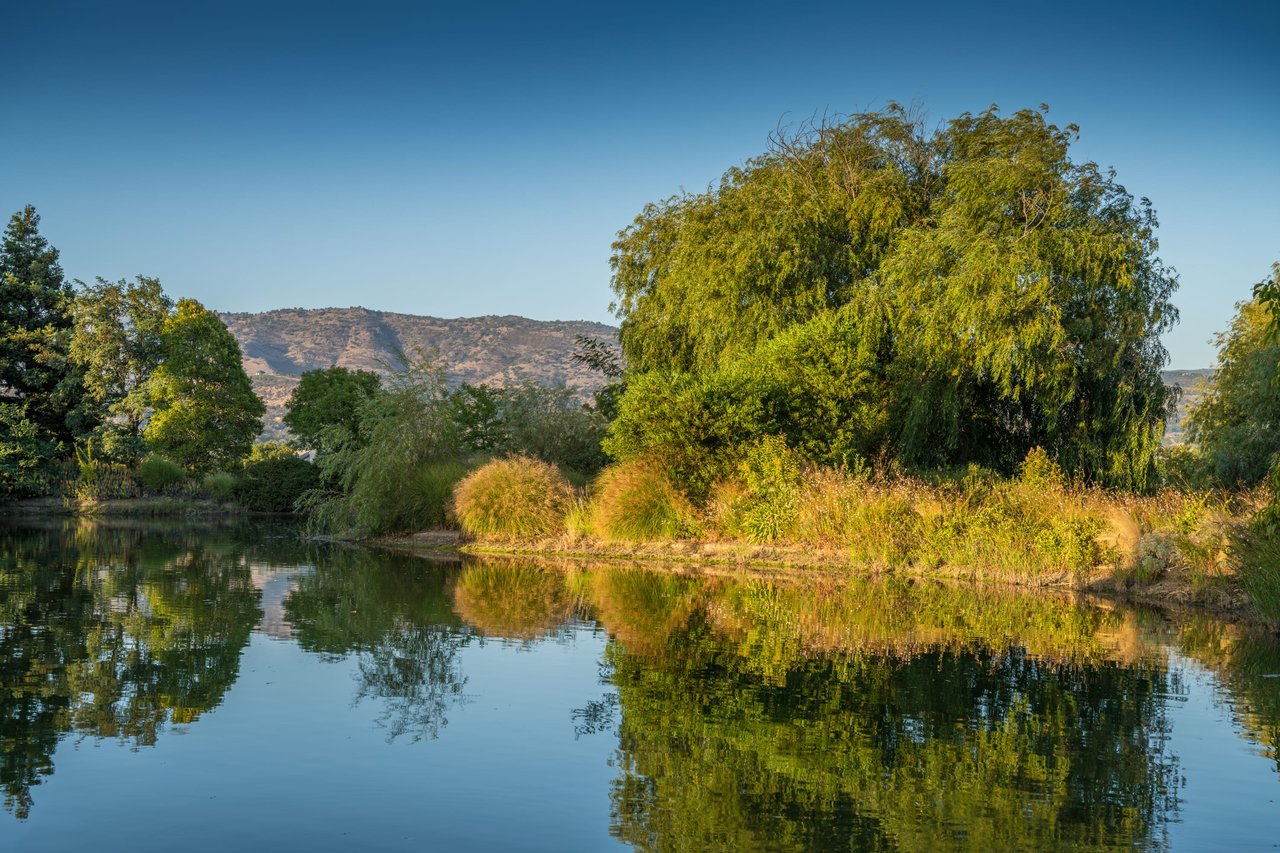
left=0, top=496, right=251, bottom=518
left=373, top=525, right=1264, bottom=625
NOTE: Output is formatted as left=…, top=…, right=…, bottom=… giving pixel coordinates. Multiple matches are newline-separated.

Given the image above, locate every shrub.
left=1234, top=532, right=1280, bottom=623
left=234, top=453, right=321, bottom=513
left=453, top=456, right=575, bottom=538
left=738, top=436, right=804, bottom=543
left=136, top=455, right=185, bottom=494
left=1018, top=447, right=1065, bottom=492
left=591, top=459, right=699, bottom=542
left=202, top=472, right=237, bottom=501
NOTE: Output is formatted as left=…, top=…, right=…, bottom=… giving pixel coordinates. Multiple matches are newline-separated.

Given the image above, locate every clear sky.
left=3, top=0, right=1276, bottom=368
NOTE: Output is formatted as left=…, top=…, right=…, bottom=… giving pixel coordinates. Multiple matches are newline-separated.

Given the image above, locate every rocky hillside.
left=1161, top=368, right=1214, bottom=445
left=219, top=307, right=618, bottom=440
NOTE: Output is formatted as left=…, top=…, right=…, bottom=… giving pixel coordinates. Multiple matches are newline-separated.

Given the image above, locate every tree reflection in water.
left=4, top=523, right=1279, bottom=848
left=284, top=548, right=471, bottom=742
left=0, top=520, right=263, bottom=818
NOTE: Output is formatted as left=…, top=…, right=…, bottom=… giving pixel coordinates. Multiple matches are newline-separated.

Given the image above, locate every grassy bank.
left=426, top=452, right=1273, bottom=620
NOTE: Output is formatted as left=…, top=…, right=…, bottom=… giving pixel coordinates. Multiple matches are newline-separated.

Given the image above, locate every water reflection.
left=0, top=519, right=264, bottom=818
left=1, top=521, right=1277, bottom=850
left=468, top=563, right=1192, bottom=851
left=284, top=548, right=470, bottom=742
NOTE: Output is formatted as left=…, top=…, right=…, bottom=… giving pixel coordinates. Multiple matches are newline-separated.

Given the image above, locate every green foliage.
left=283, top=366, right=381, bottom=449
left=0, top=403, right=60, bottom=498
left=232, top=448, right=319, bottom=512
left=1018, top=446, right=1065, bottom=491
left=570, top=334, right=625, bottom=420
left=72, top=445, right=140, bottom=501
left=453, top=456, right=576, bottom=538
left=304, top=357, right=468, bottom=535
left=450, top=382, right=608, bottom=476
left=609, top=106, right=1176, bottom=489
left=1157, top=444, right=1210, bottom=490
left=136, top=455, right=185, bottom=494
left=603, top=370, right=774, bottom=500
left=738, top=436, right=804, bottom=543
left=144, top=298, right=265, bottom=473
left=201, top=472, right=237, bottom=501
left=0, top=206, right=80, bottom=445
left=1186, top=289, right=1280, bottom=486
left=69, top=276, right=172, bottom=462
left=591, top=459, right=699, bottom=542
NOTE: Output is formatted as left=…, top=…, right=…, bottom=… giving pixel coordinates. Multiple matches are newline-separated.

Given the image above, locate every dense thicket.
left=296, top=357, right=607, bottom=535
left=609, top=106, right=1178, bottom=489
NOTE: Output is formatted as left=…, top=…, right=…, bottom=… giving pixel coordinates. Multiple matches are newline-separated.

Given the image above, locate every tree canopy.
left=144, top=298, right=265, bottom=472
left=609, top=106, right=1178, bottom=488
left=1187, top=262, right=1280, bottom=485
left=283, top=366, right=382, bottom=449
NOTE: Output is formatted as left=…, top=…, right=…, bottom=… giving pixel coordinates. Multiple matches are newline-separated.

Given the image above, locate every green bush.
left=202, top=472, right=237, bottom=501
left=233, top=453, right=320, bottom=513
left=453, top=456, right=575, bottom=538
left=738, top=436, right=803, bottom=543
left=136, top=455, right=185, bottom=494
left=591, top=459, right=699, bottom=542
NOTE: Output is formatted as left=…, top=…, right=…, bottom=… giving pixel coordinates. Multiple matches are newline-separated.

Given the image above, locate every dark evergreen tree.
left=0, top=206, right=84, bottom=463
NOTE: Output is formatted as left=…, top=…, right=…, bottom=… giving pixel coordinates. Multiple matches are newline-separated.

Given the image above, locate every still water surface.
left=1, top=519, right=1278, bottom=851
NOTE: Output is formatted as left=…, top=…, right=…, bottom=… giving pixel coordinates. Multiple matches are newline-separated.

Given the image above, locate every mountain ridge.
left=218, top=306, right=619, bottom=440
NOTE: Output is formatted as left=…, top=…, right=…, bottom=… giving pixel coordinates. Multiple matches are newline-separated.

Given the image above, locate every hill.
left=1161, top=368, right=1215, bottom=445
left=218, top=308, right=618, bottom=440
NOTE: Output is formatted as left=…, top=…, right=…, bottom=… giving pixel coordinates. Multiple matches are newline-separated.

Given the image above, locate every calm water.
left=2, top=520, right=1278, bottom=851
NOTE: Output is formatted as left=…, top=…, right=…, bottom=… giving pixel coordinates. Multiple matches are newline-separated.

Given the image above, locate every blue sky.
left=3, top=0, right=1276, bottom=368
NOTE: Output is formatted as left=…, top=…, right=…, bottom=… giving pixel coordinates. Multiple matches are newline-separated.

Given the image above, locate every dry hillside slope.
left=219, top=307, right=618, bottom=440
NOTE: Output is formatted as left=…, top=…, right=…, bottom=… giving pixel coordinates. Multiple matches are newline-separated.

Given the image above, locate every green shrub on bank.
left=136, top=455, right=185, bottom=494
left=202, top=472, right=237, bottom=501
left=233, top=452, right=319, bottom=512
left=592, top=459, right=699, bottom=542
left=73, top=453, right=140, bottom=501
left=453, top=456, right=575, bottom=538
left=1234, top=532, right=1280, bottom=622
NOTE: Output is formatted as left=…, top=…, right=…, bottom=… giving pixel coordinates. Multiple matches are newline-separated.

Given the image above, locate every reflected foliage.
left=283, top=548, right=470, bottom=741
left=452, top=563, right=577, bottom=641
left=0, top=520, right=262, bottom=818
left=5, top=524, right=1280, bottom=846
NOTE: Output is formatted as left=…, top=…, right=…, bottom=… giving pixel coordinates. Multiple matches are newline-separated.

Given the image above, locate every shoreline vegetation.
left=5, top=107, right=1280, bottom=628
left=368, top=451, right=1267, bottom=622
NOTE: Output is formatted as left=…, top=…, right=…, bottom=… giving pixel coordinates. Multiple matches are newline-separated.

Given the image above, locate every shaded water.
left=1, top=519, right=1278, bottom=851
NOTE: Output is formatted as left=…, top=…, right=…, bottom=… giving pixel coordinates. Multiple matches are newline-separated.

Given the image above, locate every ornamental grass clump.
left=591, top=458, right=699, bottom=542
left=453, top=455, right=575, bottom=538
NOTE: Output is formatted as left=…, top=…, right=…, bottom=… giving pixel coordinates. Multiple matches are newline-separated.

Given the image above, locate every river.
left=1, top=519, right=1277, bottom=851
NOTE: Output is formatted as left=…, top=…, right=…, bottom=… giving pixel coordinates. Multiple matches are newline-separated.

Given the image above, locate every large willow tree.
left=608, top=106, right=1177, bottom=488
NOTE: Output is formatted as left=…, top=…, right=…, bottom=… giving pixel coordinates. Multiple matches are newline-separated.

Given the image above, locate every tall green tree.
left=1186, top=265, right=1280, bottom=485
left=608, top=106, right=1178, bottom=488
left=144, top=298, right=264, bottom=472
left=0, top=206, right=80, bottom=443
left=68, top=276, right=173, bottom=461
left=283, top=365, right=382, bottom=449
